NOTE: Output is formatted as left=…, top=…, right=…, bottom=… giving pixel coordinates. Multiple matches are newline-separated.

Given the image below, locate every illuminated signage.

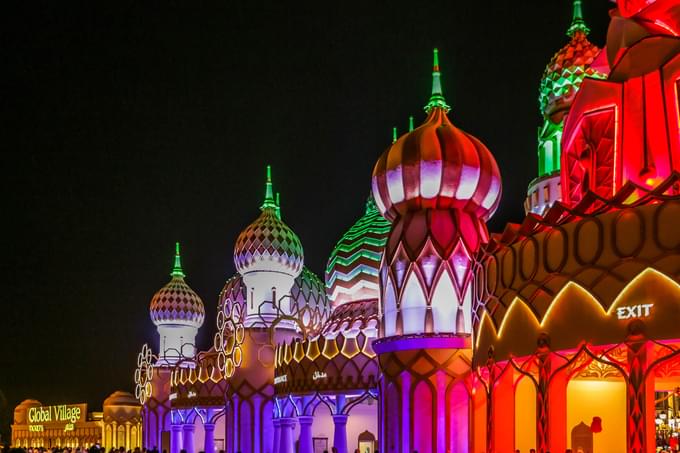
left=187, top=391, right=197, bottom=398
left=169, top=393, right=177, bottom=401
left=64, top=424, right=74, bottom=432
left=312, top=371, right=327, bottom=381
left=28, top=404, right=85, bottom=425
left=616, top=303, right=654, bottom=320
left=274, top=375, right=287, bottom=385
left=28, top=425, right=44, bottom=432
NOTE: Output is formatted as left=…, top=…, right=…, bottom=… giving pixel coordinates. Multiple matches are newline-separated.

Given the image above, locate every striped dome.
left=149, top=244, right=205, bottom=329
left=325, top=197, right=390, bottom=307
left=233, top=167, right=304, bottom=277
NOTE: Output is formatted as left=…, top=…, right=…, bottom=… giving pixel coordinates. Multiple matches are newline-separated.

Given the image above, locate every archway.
left=566, top=357, right=626, bottom=453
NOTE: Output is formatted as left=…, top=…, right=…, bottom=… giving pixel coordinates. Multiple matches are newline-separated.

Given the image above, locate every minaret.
left=372, top=49, right=501, bottom=453
left=149, top=242, right=205, bottom=364
left=234, top=166, right=304, bottom=327
left=526, top=0, right=604, bottom=214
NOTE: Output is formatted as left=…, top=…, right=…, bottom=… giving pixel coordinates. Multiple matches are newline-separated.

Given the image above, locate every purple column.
left=204, top=423, right=215, bottom=453
left=170, top=425, right=182, bottom=453
left=272, top=419, right=281, bottom=453
left=278, top=418, right=296, bottom=453
left=182, top=424, right=195, bottom=453
left=297, top=416, right=314, bottom=453
left=332, top=414, right=349, bottom=453
left=401, top=372, right=411, bottom=453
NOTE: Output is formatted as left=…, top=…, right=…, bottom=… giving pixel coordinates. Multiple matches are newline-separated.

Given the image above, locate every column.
left=627, top=336, right=655, bottom=453
left=297, top=416, right=314, bottom=453
left=125, top=422, right=131, bottom=450
left=253, top=395, right=262, bottom=453
left=491, top=369, right=514, bottom=453
left=332, top=414, right=349, bottom=453
left=170, top=425, right=182, bottom=453
left=401, top=371, right=411, bottom=453
left=182, top=424, right=195, bottom=453
left=232, top=397, right=240, bottom=453
left=204, top=423, right=215, bottom=453
left=272, top=418, right=281, bottom=453
left=278, top=417, right=296, bottom=453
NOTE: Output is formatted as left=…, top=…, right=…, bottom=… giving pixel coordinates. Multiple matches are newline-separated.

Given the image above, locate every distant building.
left=12, top=392, right=141, bottom=450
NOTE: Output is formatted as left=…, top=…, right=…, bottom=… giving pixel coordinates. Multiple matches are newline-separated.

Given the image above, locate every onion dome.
left=539, top=0, right=606, bottom=122
left=103, top=391, right=140, bottom=407
left=325, top=197, right=390, bottom=307
left=149, top=242, right=205, bottom=328
left=234, top=166, right=304, bottom=277
left=372, top=48, right=502, bottom=222
left=291, top=267, right=332, bottom=328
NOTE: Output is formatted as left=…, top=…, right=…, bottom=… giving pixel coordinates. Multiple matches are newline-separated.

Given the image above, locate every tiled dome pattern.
left=149, top=276, right=205, bottom=328
left=325, top=197, right=391, bottom=307
left=539, top=31, right=605, bottom=118
left=234, top=207, right=304, bottom=275
left=291, top=267, right=332, bottom=332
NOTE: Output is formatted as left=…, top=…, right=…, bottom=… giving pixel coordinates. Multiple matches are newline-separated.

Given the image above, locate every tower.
left=372, top=49, right=502, bottom=453
left=149, top=242, right=205, bottom=364
left=526, top=0, right=606, bottom=214
left=233, top=165, right=304, bottom=328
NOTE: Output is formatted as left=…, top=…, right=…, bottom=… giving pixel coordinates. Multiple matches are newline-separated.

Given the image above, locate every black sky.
left=1, top=0, right=613, bottom=440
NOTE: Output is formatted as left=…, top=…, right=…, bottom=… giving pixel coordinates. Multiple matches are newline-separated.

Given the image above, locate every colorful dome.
left=103, top=390, right=140, bottom=407
left=325, top=197, right=390, bottom=307
left=372, top=49, right=501, bottom=222
left=234, top=166, right=304, bottom=277
left=149, top=243, right=205, bottom=328
left=538, top=0, right=606, bottom=122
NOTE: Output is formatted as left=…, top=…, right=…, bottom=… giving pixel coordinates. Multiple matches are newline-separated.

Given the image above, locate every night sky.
left=1, top=0, right=613, bottom=441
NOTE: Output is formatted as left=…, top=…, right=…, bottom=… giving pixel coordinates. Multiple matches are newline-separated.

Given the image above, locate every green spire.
left=408, top=116, right=414, bottom=132
left=171, top=242, right=185, bottom=278
left=567, top=0, right=590, bottom=36
left=260, top=165, right=277, bottom=210
left=392, top=127, right=398, bottom=143
left=275, top=192, right=281, bottom=219
left=424, top=48, right=450, bottom=113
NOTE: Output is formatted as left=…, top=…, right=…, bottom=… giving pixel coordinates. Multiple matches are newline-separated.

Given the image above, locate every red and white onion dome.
left=234, top=166, right=303, bottom=278
left=372, top=51, right=501, bottom=223
left=371, top=49, right=502, bottom=337
left=149, top=243, right=205, bottom=329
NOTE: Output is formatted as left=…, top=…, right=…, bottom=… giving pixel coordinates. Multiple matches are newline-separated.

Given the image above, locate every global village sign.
left=28, top=404, right=85, bottom=425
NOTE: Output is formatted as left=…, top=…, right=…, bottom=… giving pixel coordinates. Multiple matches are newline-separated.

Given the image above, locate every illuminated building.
left=11, top=393, right=141, bottom=450
left=135, top=1, right=680, bottom=452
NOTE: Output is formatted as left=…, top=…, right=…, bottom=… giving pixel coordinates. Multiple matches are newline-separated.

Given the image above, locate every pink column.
left=182, top=424, right=195, bottom=453
left=298, top=416, right=314, bottom=453
left=170, top=425, right=182, bottom=453
left=332, top=414, right=348, bottom=453
left=203, top=423, right=215, bottom=453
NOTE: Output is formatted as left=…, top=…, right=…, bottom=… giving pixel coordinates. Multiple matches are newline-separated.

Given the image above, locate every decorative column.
left=252, top=395, right=262, bottom=453
left=182, top=424, right=195, bottom=453
left=535, top=336, right=567, bottom=453
left=278, top=417, right=296, bottom=453
left=170, top=425, right=182, bottom=453
left=626, top=323, right=655, bottom=453
left=371, top=49, right=502, bottom=453
left=125, top=422, right=131, bottom=450
left=297, top=416, right=314, bottom=453
left=204, top=423, right=215, bottom=453
left=272, top=418, right=281, bottom=453
left=332, top=414, right=349, bottom=453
